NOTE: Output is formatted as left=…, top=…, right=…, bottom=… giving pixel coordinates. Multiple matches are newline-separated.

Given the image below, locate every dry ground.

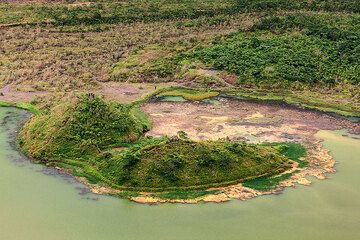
left=141, top=98, right=360, bottom=143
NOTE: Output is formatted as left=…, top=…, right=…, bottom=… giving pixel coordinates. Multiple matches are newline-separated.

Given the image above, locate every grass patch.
left=157, top=88, right=219, bottom=101
left=110, top=45, right=173, bottom=82
left=0, top=100, right=12, bottom=107
left=15, top=102, right=40, bottom=115
left=0, top=101, right=40, bottom=115
left=268, top=142, right=308, bottom=168
left=115, top=191, right=141, bottom=198
left=130, top=106, right=152, bottom=132
left=243, top=142, right=307, bottom=191
left=242, top=171, right=299, bottom=191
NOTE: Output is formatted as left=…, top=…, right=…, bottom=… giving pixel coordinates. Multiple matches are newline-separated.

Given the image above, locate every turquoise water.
left=0, top=108, right=359, bottom=240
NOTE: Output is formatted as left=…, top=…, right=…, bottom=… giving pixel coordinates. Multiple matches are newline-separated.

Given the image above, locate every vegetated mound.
left=98, top=135, right=292, bottom=190
left=18, top=95, right=295, bottom=193
left=18, top=95, right=145, bottom=161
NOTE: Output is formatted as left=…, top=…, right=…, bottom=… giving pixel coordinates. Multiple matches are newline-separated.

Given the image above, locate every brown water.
left=0, top=108, right=359, bottom=240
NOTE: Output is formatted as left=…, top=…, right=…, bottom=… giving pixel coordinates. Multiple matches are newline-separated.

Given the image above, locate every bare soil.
left=141, top=98, right=359, bottom=143
left=95, top=82, right=176, bottom=104
left=0, top=84, right=50, bottom=103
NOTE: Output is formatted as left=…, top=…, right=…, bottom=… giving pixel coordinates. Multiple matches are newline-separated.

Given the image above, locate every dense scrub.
left=98, top=135, right=292, bottom=190
left=252, top=14, right=360, bottom=82
left=19, top=95, right=144, bottom=160
left=192, top=13, right=360, bottom=86
left=194, top=34, right=336, bottom=85
left=2, top=0, right=359, bottom=26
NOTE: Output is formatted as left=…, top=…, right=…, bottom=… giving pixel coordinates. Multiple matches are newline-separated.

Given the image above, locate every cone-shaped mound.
left=19, top=95, right=144, bottom=161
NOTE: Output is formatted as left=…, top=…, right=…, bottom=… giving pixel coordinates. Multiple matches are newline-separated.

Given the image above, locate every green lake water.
left=0, top=108, right=359, bottom=240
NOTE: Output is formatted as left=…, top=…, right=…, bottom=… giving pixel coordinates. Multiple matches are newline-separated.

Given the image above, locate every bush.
left=193, top=33, right=340, bottom=85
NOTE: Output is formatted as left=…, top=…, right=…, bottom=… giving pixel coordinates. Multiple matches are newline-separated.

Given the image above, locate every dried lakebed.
left=132, top=97, right=360, bottom=203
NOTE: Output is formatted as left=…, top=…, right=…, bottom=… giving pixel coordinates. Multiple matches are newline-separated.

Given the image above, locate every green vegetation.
left=194, top=33, right=339, bottom=85
left=130, top=106, right=152, bottom=132
left=0, top=100, right=11, bottom=107
left=109, top=45, right=176, bottom=82
left=98, top=135, right=291, bottom=190
left=2, top=0, right=359, bottom=27
left=242, top=171, right=299, bottom=191
left=157, top=89, right=219, bottom=101
left=1, top=1, right=359, bottom=119
left=274, top=142, right=308, bottom=168
left=243, top=142, right=307, bottom=191
left=115, top=191, right=141, bottom=199
left=191, top=13, right=360, bottom=87
left=18, top=96, right=297, bottom=193
left=18, top=95, right=144, bottom=160
left=169, top=14, right=358, bottom=92
left=263, top=142, right=308, bottom=168
left=15, top=102, right=41, bottom=115
left=0, top=100, right=40, bottom=115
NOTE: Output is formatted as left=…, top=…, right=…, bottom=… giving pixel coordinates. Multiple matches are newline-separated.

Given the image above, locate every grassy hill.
left=18, top=95, right=145, bottom=160
left=99, top=136, right=291, bottom=189
left=18, top=96, right=293, bottom=191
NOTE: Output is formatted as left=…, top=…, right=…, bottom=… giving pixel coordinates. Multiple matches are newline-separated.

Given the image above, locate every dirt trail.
left=95, top=82, right=176, bottom=104
left=0, top=82, right=49, bottom=103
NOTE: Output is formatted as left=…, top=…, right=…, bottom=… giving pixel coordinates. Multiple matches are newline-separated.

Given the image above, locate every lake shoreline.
left=3, top=90, right=358, bottom=204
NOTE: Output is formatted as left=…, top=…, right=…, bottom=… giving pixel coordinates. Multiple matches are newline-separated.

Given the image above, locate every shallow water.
left=0, top=108, right=359, bottom=240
